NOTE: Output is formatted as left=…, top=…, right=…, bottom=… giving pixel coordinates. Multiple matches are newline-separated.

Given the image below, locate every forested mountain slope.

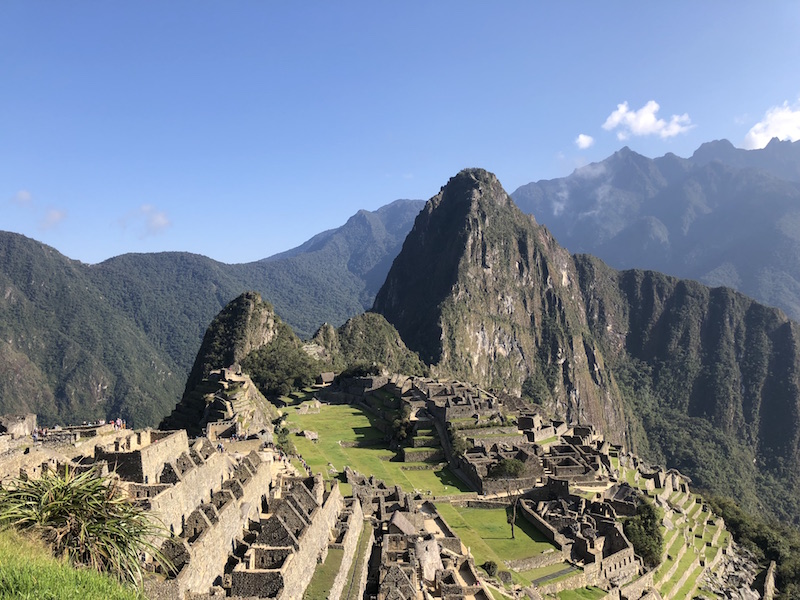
left=0, top=199, right=422, bottom=427
left=375, top=168, right=800, bottom=524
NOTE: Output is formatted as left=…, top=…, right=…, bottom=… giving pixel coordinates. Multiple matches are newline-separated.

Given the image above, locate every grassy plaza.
left=283, top=402, right=471, bottom=496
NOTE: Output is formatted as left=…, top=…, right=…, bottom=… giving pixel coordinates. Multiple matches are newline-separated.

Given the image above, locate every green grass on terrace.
left=557, top=586, right=607, bottom=600
left=519, top=561, right=570, bottom=581
left=284, top=403, right=470, bottom=496
left=303, top=548, right=344, bottom=600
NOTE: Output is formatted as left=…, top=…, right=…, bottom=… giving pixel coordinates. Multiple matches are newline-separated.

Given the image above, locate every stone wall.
left=328, top=500, right=365, bottom=600
left=95, top=429, right=189, bottom=484
left=518, top=500, right=568, bottom=549
left=536, top=570, right=589, bottom=595
left=0, top=414, right=36, bottom=439
left=506, top=548, right=566, bottom=572
left=278, top=481, right=344, bottom=599
left=401, top=448, right=443, bottom=463
left=172, top=451, right=274, bottom=596
left=146, top=450, right=235, bottom=536
left=616, top=569, right=655, bottom=600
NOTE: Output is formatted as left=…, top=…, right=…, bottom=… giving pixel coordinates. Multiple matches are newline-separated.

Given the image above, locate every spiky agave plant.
left=0, top=467, right=172, bottom=586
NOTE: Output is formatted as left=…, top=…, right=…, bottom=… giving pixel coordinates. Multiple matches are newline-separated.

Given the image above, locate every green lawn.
left=519, top=560, right=570, bottom=581
left=434, top=504, right=557, bottom=586
left=284, top=404, right=471, bottom=495
left=557, top=586, right=607, bottom=600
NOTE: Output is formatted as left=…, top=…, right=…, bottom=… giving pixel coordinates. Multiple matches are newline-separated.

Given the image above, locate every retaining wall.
left=328, top=500, right=365, bottom=600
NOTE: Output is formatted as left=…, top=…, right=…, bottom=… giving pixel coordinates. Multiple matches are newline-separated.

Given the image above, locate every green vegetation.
left=0, top=468, right=171, bottom=586
left=482, top=560, right=499, bottom=576
left=0, top=202, right=422, bottom=428
left=333, top=312, right=426, bottom=376
left=0, top=528, right=143, bottom=600
left=488, top=458, right=525, bottom=479
left=709, top=496, right=800, bottom=599
left=283, top=403, right=469, bottom=495
left=303, top=547, right=343, bottom=600
left=622, top=497, right=663, bottom=568
left=557, top=586, right=606, bottom=600
left=242, top=321, right=320, bottom=398
left=0, top=233, right=182, bottom=428
left=434, top=504, right=556, bottom=586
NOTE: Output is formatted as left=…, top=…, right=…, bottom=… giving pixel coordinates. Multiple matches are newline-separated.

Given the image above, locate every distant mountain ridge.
left=511, top=138, right=800, bottom=322
left=0, top=199, right=423, bottom=427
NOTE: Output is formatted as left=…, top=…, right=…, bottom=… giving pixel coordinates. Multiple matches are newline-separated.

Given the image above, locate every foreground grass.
left=284, top=403, right=471, bottom=495
left=0, top=528, right=142, bottom=600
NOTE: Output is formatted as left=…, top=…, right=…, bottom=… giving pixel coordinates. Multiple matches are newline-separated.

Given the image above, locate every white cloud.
left=11, top=190, right=32, bottom=205
left=118, top=204, right=172, bottom=237
left=575, top=134, right=595, bottom=149
left=140, top=204, right=171, bottom=236
left=602, top=100, right=693, bottom=140
left=40, top=208, right=66, bottom=230
left=744, top=100, right=800, bottom=149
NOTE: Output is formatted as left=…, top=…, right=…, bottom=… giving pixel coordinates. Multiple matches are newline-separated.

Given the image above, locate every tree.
left=623, top=497, right=663, bottom=568
left=489, top=458, right=526, bottom=539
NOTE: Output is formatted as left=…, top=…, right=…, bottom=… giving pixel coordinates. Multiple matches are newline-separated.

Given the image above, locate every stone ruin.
left=347, top=467, right=492, bottom=600
left=227, top=474, right=344, bottom=599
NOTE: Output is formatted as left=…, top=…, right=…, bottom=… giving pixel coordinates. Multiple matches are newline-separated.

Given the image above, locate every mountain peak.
left=373, top=169, right=625, bottom=437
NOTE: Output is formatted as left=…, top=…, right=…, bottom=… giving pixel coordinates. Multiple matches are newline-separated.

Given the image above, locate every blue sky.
left=2, top=2, right=799, bottom=264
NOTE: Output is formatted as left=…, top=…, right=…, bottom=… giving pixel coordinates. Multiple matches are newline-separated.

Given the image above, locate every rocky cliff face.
left=162, top=292, right=280, bottom=433
left=373, top=169, right=626, bottom=440
left=374, top=168, right=800, bottom=522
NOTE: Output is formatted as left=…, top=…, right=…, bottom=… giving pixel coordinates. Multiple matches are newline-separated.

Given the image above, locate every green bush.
left=483, top=560, right=499, bottom=577
left=0, top=468, right=171, bottom=586
left=622, top=497, right=663, bottom=568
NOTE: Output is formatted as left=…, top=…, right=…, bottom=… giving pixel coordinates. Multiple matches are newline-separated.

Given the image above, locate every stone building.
left=229, top=475, right=344, bottom=599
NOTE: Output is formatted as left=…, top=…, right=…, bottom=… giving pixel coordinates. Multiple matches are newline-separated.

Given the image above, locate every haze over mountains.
left=512, top=137, right=800, bottom=321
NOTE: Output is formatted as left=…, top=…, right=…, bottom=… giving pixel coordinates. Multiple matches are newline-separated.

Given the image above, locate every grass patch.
left=0, top=528, right=143, bottom=600
left=303, top=548, right=344, bottom=600
left=519, top=560, right=569, bottom=581
left=557, top=586, right=606, bottom=600
left=434, top=504, right=557, bottom=586
left=284, top=404, right=471, bottom=495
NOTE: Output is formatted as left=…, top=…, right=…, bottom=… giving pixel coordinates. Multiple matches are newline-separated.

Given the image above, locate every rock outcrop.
left=373, top=168, right=626, bottom=440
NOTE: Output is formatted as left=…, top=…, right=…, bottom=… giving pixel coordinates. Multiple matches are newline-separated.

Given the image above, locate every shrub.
left=0, top=467, right=172, bottom=586
left=623, top=497, right=663, bottom=568
left=482, top=560, right=498, bottom=576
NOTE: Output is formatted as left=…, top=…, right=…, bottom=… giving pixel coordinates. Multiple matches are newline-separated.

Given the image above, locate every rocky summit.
left=375, top=168, right=800, bottom=525
left=373, top=168, right=625, bottom=441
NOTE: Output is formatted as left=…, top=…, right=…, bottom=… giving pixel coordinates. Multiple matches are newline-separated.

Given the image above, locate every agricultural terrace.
left=615, top=463, right=731, bottom=599
left=283, top=401, right=470, bottom=497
